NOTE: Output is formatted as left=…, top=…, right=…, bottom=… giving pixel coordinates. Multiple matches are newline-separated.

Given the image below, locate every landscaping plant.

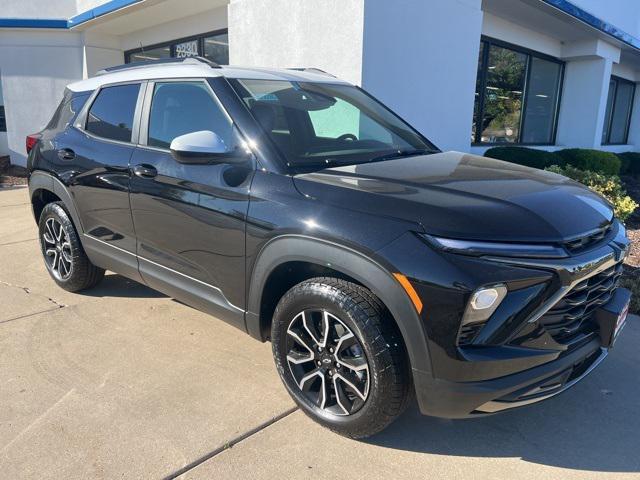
left=546, top=165, right=638, bottom=222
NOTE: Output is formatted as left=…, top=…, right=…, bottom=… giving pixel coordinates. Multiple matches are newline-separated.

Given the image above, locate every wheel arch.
left=29, top=171, right=84, bottom=233
left=246, top=235, right=433, bottom=377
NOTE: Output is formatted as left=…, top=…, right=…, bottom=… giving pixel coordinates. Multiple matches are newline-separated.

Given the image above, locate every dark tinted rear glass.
left=86, top=84, right=140, bottom=142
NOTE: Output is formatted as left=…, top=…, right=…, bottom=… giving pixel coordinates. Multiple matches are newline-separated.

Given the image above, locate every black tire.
left=38, top=202, right=105, bottom=292
left=272, top=277, right=410, bottom=438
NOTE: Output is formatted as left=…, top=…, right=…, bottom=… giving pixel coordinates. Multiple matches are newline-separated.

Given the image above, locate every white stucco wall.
left=0, top=0, right=78, bottom=19
left=482, top=12, right=562, bottom=58
left=228, top=0, right=365, bottom=85
left=0, top=30, right=84, bottom=165
left=361, top=0, right=483, bottom=152
left=119, top=5, right=228, bottom=53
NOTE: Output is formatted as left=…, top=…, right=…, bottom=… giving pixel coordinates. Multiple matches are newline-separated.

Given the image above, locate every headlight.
left=421, top=234, right=568, bottom=259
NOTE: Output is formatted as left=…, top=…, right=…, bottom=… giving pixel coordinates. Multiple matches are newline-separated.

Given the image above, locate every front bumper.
left=413, top=337, right=607, bottom=417
left=377, top=222, right=631, bottom=418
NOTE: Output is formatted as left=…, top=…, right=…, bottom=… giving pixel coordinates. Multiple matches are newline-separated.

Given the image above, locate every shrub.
left=545, top=165, right=638, bottom=222
left=484, top=146, right=563, bottom=169
left=617, top=152, right=640, bottom=178
left=619, top=273, right=640, bottom=315
left=557, top=148, right=621, bottom=175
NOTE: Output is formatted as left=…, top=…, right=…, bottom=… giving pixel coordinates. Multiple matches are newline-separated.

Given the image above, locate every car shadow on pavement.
left=366, top=319, right=640, bottom=473
left=78, top=273, right=167, bottom=299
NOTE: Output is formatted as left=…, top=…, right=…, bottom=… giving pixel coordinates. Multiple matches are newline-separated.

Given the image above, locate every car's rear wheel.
left=271, top=277, right=410, bottom=438
left=38, top=202, right=105, bottom=292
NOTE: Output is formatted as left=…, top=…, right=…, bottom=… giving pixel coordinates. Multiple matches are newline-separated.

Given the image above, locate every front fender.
left=246, top=234, right=433, bottom=380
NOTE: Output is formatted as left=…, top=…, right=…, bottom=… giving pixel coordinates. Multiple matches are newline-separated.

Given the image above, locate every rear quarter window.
left=47, top=92, right=90, bottom=133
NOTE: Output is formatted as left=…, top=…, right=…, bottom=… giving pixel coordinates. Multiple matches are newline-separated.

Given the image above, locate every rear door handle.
left=57, top=148, right=75, bottom=161
left=132, top=164, right=158, bottom=179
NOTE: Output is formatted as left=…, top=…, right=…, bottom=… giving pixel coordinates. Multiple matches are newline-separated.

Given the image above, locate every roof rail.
left=287, top=67, right=336, bottom=78
left=96, top=56, right=221, bottom=76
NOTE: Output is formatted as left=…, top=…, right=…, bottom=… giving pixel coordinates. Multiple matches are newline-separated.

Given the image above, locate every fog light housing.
left=462, top=285, right=507, bottom=325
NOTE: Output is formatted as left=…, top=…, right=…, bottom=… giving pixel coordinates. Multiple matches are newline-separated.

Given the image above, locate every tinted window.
left=86, top=84, right=140, bottom=142
left=0, top=76, right=5, bottom=132
left=480, top=45, right=527, bottom=144
left=148, top=81, right=234, bottom=149
left=125, top=30, right=229, bottom=65
left=473, top=39, right=564, bottom=145
left=128, top=46, right=171, bottom=63
left=203, top=32, right=229, bottom=64
left=609, top=81, right=635, bottom=144
left=602, top=79, right=616, bottom=143
left=602, top=77, right=636, bottom=145
left=231, top=79, right=436, bottom=170
left=521, top=57, right=562, bottom=143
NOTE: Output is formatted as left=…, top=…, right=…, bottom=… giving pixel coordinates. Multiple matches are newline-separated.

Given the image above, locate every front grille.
left=539, top=262, right=623, bottom=347
left=563, top=224, right=612, bottom=254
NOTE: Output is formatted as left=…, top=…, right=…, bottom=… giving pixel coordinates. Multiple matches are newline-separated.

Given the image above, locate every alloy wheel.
left=42, top=217, right=72, bottom=280
left=286, top=309, right=370, bottom=416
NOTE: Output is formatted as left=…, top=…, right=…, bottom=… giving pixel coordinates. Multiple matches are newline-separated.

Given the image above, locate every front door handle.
left=57, top=148, right=75, bottom=161
left=132, top=164, right=157, bottom=179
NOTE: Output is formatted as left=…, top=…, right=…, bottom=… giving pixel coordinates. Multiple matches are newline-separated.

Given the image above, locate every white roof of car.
left=67, top=59, right=351, bottom=92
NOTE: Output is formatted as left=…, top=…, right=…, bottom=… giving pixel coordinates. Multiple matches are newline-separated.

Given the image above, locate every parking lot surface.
left=1, top=187, right=638, bottom=479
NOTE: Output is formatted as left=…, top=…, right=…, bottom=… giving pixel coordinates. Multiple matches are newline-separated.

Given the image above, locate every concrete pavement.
left=0, top=186, right=638, bottom=479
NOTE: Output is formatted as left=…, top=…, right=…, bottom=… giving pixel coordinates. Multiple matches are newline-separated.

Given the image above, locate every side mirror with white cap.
left=169, top=130, right=247, bottom=165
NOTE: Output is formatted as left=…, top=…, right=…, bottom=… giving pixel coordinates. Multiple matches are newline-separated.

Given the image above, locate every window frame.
left=124, top=28, right=229, bottom=64
left=0, top=105, right=6, bottom=132
left=472, top=36, right=565, bottom=147
left=74, top=80, right=147, bottom=146
left=602, top=75, right=636, bottom=146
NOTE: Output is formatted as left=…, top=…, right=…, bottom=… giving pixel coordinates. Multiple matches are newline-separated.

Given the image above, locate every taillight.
left=26, top=134, right=41, bottom=154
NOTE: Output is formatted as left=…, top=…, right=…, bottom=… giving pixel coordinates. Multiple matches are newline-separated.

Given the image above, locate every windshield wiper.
left=287, top=158, right=340, bottom=169
left=367, top=148, right=432, bottom=163
left=288, top=148, right=434, bottom=170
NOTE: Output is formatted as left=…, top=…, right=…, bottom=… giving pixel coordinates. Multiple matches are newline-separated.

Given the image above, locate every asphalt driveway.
left=1, top=186, right=638, bottom=479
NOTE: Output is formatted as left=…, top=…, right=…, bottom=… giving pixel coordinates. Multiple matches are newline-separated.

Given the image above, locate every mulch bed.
left=0, top=157, right=28, bottom=186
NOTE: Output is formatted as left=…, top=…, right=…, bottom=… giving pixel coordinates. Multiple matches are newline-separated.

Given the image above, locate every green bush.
left=619, top=274, right=640, bottom=315
left=617, top=152, right=640, bottom=177
left=546, top=165, right=638, bottom=221
left=484, top=146, right=563, bottom=169
left=557, top=148, right=621, bottom=175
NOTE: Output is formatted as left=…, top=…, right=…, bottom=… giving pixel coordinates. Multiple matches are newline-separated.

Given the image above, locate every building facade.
left=0, top=0, right=639, bottom=166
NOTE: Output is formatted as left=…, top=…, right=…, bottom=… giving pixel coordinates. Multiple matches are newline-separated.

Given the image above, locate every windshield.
left=229, top=79, right=438, bottom=171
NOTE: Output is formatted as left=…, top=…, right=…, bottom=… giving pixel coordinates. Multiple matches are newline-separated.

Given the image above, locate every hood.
left=293, top=151, right=614, bottom=243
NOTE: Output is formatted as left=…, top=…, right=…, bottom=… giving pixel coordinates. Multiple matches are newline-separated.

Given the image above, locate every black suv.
left=27, top=57, right=631, bottom=438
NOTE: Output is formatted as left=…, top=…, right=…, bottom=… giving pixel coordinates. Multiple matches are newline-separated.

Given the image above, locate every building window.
left=0, top=76, right=6, bottom=132
left=602, top=76, right=636, bottom=145
left=125, top=29, right=228, bottom=65
left=472, top=37, right=564, bottom=145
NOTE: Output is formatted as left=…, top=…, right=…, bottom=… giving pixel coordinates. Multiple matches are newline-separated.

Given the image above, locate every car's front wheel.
left=38, top=202, right=105, bottom=292
left=271, top=277, right=410, bottom=438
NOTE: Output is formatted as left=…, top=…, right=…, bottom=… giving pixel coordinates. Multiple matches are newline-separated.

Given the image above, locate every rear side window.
left=86, top=84, right=140, bottom=142
left=147, top=81, right=234, bottom=149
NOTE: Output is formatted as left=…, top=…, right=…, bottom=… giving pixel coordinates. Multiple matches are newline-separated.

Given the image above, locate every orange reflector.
left=393, top=273, right=423, bottom=314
